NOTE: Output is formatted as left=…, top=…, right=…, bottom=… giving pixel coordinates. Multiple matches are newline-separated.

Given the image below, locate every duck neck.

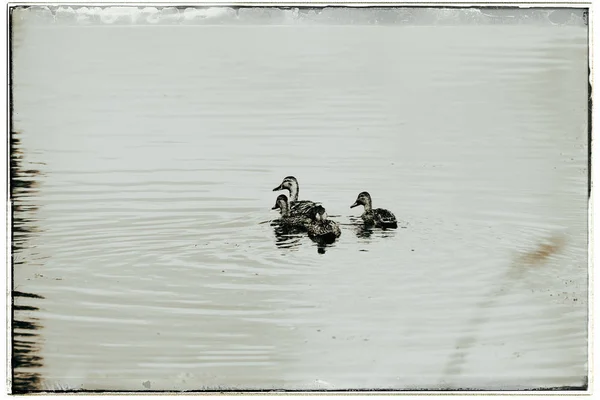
left=288, top=182, right=299, bottom=202
left=363, top=198, right=373, bottom=212
left=279, top=202, right=291, bottom=217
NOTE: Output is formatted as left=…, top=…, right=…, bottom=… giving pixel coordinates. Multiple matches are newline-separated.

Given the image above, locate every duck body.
left=307, top=205, right=341, bottom=243
left=351, top=191, right=398, bottom=229
left=271, top=194, right=311, bottom=231
left=273, top=176, right=319, bottom=217
left=360, top=209, right=398, bottom=229
left=272, top=215, right=311, bottom=230
left=290, top=200, right=317, bottom=216
left=308, top=220, right=342, bottom=242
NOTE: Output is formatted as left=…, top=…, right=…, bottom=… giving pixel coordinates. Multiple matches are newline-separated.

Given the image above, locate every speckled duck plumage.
left=307, top=205, right=341, bottom=241
left=351, top=191, right=398, bottom=229
left=273, top=176, right=319, bottom=217
left=271, top=194, right=311, bottom=229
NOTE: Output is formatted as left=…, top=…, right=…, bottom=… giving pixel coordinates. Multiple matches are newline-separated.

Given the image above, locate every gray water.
left=11, top=9, right=588, bottom=392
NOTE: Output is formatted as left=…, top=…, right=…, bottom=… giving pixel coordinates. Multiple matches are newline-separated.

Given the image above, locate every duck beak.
left=350, top=201, right=359, bottom=208
left=271, top=204, right=279, bottom=210
left=273, top=183, right=283, bottom=192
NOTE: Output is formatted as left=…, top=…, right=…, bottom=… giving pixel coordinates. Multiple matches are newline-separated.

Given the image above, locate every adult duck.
left=350, top=191, right=398, bottom=229
left=272, top=176, right=318, bottom=216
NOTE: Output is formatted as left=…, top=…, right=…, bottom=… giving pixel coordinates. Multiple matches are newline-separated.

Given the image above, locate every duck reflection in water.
left=272, top=224, right=304, bottom=250
left=351, top=216, right=374, bottom=239
left=350, top=216, right=398, bottom=239
left=272, top=224, right=332, bottom=254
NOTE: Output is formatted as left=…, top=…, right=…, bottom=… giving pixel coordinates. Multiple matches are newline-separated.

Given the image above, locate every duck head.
left=351, top=191, right=373, bottom=211
left=311, top=205, right=328, bottom=222
left=271, top=194, right=291, bottom=217
left=273, top=176, right=299, bottom=201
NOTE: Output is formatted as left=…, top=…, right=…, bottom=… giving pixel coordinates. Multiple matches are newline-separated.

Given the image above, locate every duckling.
left=351, top=191, right=398, bottom=229
left=307, top=205, right=341, bottom=243
left=272, top=176, right=318, bottom=216
left=271, top=194, right=310, bottom=230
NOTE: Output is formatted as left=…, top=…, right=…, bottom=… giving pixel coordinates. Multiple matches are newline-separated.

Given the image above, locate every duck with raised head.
left=271, top=194, right=311, bottom=229
left=307, top=205, right=341, bottom=243
left=273, top=176, right=318, bottom=216
left=351, top=191, right=398, bottom=229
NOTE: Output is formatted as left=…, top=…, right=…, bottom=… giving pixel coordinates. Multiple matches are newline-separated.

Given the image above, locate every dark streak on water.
left=588, top=63, right=592, bottom=199
left=11, top=130, right=45, bottom=393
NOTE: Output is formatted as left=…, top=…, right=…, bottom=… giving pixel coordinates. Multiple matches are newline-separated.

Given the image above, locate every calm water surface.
left=12, top=22, right=588, bottom=391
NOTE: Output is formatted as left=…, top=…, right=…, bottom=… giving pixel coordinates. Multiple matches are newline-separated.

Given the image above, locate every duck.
left=271, top=194, right=311, bottom=230
left=350, top=191, right=398, bottom=229
left=272, top=176, right=319, bottom=216
left=307, top=205, right=341, bottom=243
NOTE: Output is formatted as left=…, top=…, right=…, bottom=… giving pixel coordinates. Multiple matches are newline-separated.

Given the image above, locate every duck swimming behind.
left=351, top=191, right=398, bottom=229
left=271, top=194, right=310, bottom=229
left=273, top=176, right=318, bottom=217
left=307, top=205, right=341, bottom=243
